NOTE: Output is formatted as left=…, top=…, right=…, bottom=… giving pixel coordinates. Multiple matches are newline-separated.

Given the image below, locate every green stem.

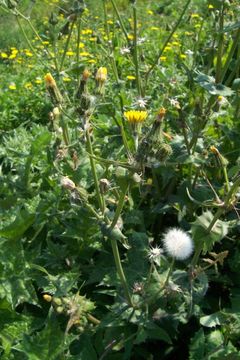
left=144, top=0, right=191, bottom=90
left=110, top=237, right=133, bottom=306
left=215, top=6, right=224, bottom=83
left=86, top=128, right=104, bottom=213
left=110, top=0, right=129, bottom=44
left=59, top=20, right=75, bottom=72
left=132, top=4, right=142, bottom=97
left=16, top=9, right=59, bottom=73
left=223, top=166, right=230, bottom=193
left=111, top=183, right=129, bottom=229
left=220, top=28, right=240, bottom=82
left=164, top=257, right=175, bottom=287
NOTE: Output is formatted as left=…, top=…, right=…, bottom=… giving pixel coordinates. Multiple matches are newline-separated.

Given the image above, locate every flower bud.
left=96, top=67, right=107, bottom=84
left=61, top=176, right=76, bottom=191
left=43, top=294, right=52, bottom=302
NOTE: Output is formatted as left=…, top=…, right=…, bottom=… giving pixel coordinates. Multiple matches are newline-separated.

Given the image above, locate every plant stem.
left=215, top=6, right=224, bottom=83
left=144, top=0, right=191, bottom=90
left=59, top=20, right=75, bottom=72
left=132, top=4, right=142, bottom=97
left=110, top=237, right=133, bottom=307
left=164, top=257, right=175, bottom=287
left=85, top=128, right=104, bottom=214
left=110, top=0, right=129, bottom=44
left=111, top=183, right=129, bottom=229
left=220, top=28, right=240, bottom=82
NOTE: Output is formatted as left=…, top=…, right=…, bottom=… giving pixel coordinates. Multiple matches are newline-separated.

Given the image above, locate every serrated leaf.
left=0, top=239, right=37, bottom=307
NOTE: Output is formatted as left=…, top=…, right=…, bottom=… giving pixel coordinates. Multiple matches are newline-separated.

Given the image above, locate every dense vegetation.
left=0, top=0, right=240, bottom=359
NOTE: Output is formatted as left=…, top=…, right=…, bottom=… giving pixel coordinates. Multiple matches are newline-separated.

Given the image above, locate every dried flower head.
left=162, top=228, right=194, bottom=260
left=96, top=67, right=107, bottom=83
left=124, top=110, right=148, bottom=124
left=148, top=245, right=164, bottom=261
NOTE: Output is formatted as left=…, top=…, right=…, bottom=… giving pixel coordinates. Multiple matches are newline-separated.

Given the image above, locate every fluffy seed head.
left=124, top=110, right=148, bottom=124
left=162, top=228, right=194, bottom=260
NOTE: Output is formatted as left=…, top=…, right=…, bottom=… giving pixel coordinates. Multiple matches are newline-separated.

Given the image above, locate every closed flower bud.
left=162, top=228, right=194, bottom=260
left=43, top=293, right=53, bottom=302
left=96, top=67, right=107, bottom=83
left=61, top=176, right=76, bottom=191
left=82, top=68, right=91, bottom=81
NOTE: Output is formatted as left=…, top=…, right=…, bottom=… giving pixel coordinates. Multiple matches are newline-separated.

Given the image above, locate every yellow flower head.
left=44, top=73, right=56, bottom=87
left=124, top=110, right=148, bottom=124
left=96, top=67, right=107, bottom=83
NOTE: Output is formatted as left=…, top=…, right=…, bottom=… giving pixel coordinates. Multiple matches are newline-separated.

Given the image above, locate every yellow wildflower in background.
left=124, top=110, right=148, bottom=124
left=1, top=52, right=8, bottom=59
left=9, top=83, right=16, bottom=90
left=127, top=75, right=136, bottom=80
left=24, top=82, right=33, bottom=89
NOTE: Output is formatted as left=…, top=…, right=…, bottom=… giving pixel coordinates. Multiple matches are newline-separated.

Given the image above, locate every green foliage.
left=0, top=0, right=240, bottom=359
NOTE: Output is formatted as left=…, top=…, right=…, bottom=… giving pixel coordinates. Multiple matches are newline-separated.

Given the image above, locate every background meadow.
left=0, top=0, right=240, bottom=359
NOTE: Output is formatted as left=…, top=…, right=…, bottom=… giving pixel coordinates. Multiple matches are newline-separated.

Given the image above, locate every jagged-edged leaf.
left=15, top=313, right=70, bottom=360
left=30, top=130, right=52, bottom=156
left=0, top=239, right=37, bottom=307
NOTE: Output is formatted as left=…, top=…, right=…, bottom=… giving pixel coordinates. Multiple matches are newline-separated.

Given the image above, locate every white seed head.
left=162, top=228, right=194, bottom=260
left=148, top=245, right=164, bottom=261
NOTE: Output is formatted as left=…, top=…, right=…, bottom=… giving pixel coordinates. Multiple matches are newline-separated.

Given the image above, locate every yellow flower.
left=128, top=34, right=134, bottom=41
left=66, top=51, right=74, bottom=56
left=147, top=10, right=153, bottom=15
left=9, top=83, right=16, bottom=90
left=44, top=73, right=56, bottom=87
left=191, top=13, right=200, bottom=18
left=150, top=26, right=159, bottom=31
left=88, top=59, right=97, bottom=64
left=124, top=110, right=148, bottom=124
left=127, top=75, right=136, bottom=80
left=25, top=51, right=33, bottom=57
left=80, top=51, right=91, bottom=57
left=63, top=77, right=71, bottom=82
left=82, top=69, right=91, bottom=81
left=208, top=4, right=214, bottom=9
left=35, top=77, right=43, bottom=84
left=79, top=42, right=85, bottom=48
left=180, top=54, right=187, bottom=59
left=24, top=82, right=33, bottom=89
left=96, top=67, right=107, bottom=83
left=1, top=52, right=8, bottom=59
left=160, top=56, right=167, bottom=62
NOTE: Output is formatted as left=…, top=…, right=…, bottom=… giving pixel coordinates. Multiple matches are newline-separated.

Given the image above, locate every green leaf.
left=16, top=313, right=69, bottom=360
left=189, top=328, right=205, bottom=360
left=200, top=312, right=227, bottom=328
left=0, top=239, right=37, bottom=307
left=194, top=71, right=234, bottom=96
left=191, top=211, right=229, bottom=252
left=0, top=209, right=35, bottom=240
left=30, top=131, right=52, bottom=156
